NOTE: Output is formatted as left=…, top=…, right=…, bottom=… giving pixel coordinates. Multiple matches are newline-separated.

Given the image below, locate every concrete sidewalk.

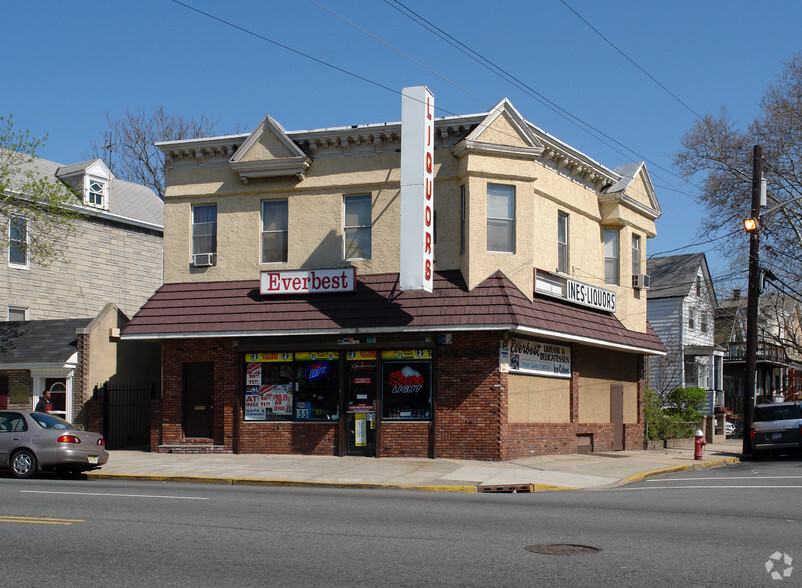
left=86, top=439, right=743, bottom=492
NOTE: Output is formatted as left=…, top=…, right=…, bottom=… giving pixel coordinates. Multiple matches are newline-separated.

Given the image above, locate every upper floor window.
left=9, top=216, right=28, bottom=268
left=701, top=312, right=708, bottom=333
left=8, top=307, right=27, bottom=321
left=487, top=184, right=514, bottom=253
left=86, top=177, right=107, bottom=209
left=557, top=211, right=569, bottom=273
left=344, top=195, right=371, bottom=260
left=632, top=234, right=641, bottom=277
left=603, top=229, right=619, bottom=285
left=261, top=200, right=288, bottom=263
left=688, top=307, right=696, bottom=330
left=192, top=204, right=217, bottom=263
left=460, top=185, right=466, bottom=255
left=696, top=275, right=702, bottom=296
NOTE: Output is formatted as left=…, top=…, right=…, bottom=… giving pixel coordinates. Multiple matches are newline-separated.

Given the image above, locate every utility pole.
left=742, top=145, right=762, bottom=457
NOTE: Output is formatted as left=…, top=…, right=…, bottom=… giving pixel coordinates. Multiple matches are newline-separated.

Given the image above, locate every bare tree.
left=0, top=115, right=83, bottom=265
left=673, top=52, right=802, bottom=290
left=85, top=107, right=220, bottom=199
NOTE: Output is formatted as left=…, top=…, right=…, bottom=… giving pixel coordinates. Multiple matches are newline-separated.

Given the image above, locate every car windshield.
left=754, top=404, right=802, bottom=422
left=30, top=412, right=76, bottom=430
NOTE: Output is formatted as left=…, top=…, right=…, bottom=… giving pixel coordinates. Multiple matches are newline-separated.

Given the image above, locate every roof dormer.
left=55, top=159, right=112, bottom=211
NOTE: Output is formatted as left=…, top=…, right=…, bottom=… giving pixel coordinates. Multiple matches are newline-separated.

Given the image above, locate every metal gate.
left=99, top=383, right=153, bottom=449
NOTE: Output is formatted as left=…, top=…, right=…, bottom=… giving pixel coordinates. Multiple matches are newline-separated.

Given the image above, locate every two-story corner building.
left=122, top=95, right=665, bottom=459
left=645, top=253, right=724, bottom=409
left=1, top=155, right=163, bottom=429
left=716, top=291, right=802, bottom=413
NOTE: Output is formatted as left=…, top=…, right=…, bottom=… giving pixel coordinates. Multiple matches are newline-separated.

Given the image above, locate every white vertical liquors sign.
left=400, top=86, right=435, bottom=292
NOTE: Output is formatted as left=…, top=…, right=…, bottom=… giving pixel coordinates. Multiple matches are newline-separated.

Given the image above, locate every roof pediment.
left=451, top=99, right=544, bottom=159
left=601, top=162, right=661, bottom=220
left=229, top=116, right=311, bottom=181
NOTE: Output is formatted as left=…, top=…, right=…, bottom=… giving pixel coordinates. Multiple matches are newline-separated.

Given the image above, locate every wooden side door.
left=610, top=384, right=624, bottom=451
left=184, top=363, right=214, bottom=438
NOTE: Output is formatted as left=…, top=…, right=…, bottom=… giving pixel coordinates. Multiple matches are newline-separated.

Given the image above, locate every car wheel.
left=10, top=449, right=37, bottom=479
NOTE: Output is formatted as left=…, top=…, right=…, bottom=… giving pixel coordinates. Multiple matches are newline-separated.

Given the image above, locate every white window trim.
left=261, top=200, right=289, bottom=264
left=632, top=234, right=641, bottom=277
left=84, top=175, right=109, bottom=210
left=191, top=204, right=218, bottom=259
left=343, top=194, right=372, bottom=261
left=557, top=211, right=569, bottom=273
left=8, top=306, right=28, bottom=321
left=604, top=229, right=619, bottom=286
left=487, top=183, right=515, bottom=254
left=9, top=216, right=29, bottom=269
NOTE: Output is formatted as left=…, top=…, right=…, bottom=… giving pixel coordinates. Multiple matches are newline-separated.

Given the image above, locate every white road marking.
left=21, top=490, right=208, bottom=500
left=625, top=485, right=802, bottom=490
left=649, top=476, right=802, bottom=482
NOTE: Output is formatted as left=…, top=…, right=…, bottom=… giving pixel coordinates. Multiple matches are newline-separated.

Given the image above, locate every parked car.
left=0, top=411, right=108, bottom=478
left=751, top=402, right=802, bottom=456
left=724, top=421, right=736, bottom=436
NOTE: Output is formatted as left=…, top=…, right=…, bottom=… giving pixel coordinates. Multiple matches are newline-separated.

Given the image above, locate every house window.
left=192, top=204, right=217, bottom=261
left=688, top=307, right=695, bottom=330
left=487, top=183, right=514, bottom=253
left=632, top=234, right=641, bottom=277
left=701, top=312, right=708, bottom=333
left=9, top=216, right=28, bottom=268
left=8, top=307, right=27, bottom=321
left=86, top=178, right=107, bottom=208
left=344, top=195, right=371, bottom=260
left=604, top=229, right=619, bottom=285
left=696, top=276, right=702, bottom=296
left=261, top=200, right=288, bottom=263
left=557, top=211, right=569, bottom=273
left=460, top=185, right=466, bottom=255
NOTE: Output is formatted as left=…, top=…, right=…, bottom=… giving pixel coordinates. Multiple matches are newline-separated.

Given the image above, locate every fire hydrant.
left=694, top=429, right=707, bottom=460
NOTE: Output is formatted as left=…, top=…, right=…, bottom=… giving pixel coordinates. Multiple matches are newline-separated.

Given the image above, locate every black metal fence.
left=96, top=383, right=154, bottom=449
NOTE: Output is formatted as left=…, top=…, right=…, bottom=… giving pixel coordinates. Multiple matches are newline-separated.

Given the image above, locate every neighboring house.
left=716, top=290, right=802, bottom=412
left=0, top=155, right=163, bottom=436
left=123, top=95, right=665, bottom=458
left=2, top=156, right=164, bottom=320
left=646, top=253, right=724, bottom=410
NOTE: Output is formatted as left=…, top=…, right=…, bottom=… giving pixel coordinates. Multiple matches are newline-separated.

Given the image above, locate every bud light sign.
left=306, top=362, right=330, bottom=381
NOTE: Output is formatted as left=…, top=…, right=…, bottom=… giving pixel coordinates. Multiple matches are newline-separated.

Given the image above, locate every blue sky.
left=3, top=0, right=800, bottom=289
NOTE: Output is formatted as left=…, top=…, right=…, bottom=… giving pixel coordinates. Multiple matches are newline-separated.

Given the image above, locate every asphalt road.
left=1, top=456, right=799, bottom=587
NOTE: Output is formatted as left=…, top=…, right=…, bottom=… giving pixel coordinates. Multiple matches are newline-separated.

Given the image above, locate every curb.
left=616, top=456, right=742, bottom=486
left=86, top=472, right=478, bottom=493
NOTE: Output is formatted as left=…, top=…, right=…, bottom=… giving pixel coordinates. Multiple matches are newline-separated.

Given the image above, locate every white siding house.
left=646, top=253, right=724, bottom=408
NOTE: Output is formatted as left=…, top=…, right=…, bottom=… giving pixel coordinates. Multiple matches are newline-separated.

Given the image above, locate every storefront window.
left=244, top=353, right=293, bottom=421
left=381, top=350, right=432, bottom=420
left=294, top=352, right=340, bottom=421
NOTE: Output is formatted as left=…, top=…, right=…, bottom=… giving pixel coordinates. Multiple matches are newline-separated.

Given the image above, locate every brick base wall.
left=239, top=422, right=338, bottom=455
left=381, top=422, right=431, bottom=457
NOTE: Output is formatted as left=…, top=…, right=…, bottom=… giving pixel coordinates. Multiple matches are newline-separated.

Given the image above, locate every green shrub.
left=644, top=387, right=705, bottom=440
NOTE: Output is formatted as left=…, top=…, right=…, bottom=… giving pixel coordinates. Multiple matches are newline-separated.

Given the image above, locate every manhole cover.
left=525, top=544, right=601, bottom=555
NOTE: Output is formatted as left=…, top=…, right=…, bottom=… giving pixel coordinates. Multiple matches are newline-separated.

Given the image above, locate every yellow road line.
left=0, top=515, right=84, bottom=525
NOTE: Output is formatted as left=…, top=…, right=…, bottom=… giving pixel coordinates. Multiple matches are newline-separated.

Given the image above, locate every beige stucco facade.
left=160, top=99, right=659, bottom=337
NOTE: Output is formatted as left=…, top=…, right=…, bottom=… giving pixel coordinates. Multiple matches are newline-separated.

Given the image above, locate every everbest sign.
left=260, top=268, right=356, bottom=295
left=399, top=85, right=434, bottom=293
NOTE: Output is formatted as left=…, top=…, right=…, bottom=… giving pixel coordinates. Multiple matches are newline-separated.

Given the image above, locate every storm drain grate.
left=477, top=483, right=534, bottom=493
left=524, top=544, right=601, bottom=556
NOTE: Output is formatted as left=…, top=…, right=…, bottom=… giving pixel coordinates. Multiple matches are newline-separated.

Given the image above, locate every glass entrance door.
left=345, top=352, right=377, bottom=456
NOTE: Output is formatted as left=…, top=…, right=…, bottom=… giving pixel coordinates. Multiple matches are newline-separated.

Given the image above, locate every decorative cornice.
left=229, top=156, right=311, bottom=181
left=450, top=139, right=543, bottom=160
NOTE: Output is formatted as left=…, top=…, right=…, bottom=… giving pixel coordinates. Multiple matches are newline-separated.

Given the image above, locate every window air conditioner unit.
left=632, top=273, right=650, bottom=289
left=192, top=253, right=215, bottom=267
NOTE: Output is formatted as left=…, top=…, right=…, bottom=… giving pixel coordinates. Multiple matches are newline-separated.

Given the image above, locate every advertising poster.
left=500, top=338, right=570, bottom=378
left=381, top=349, right=432, bottom=360
left=244, top=384, right=292, bottom=420
left=246, top=362, right=262, bottom=386
left=295, top=351, right=339, bottom=361
left=245, top=352, right=292, bottom=362
left=355, top=413, right=367, bottom=447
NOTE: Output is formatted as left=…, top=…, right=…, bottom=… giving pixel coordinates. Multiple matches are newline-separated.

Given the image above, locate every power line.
left=557, top=0, right=705, bottom=121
